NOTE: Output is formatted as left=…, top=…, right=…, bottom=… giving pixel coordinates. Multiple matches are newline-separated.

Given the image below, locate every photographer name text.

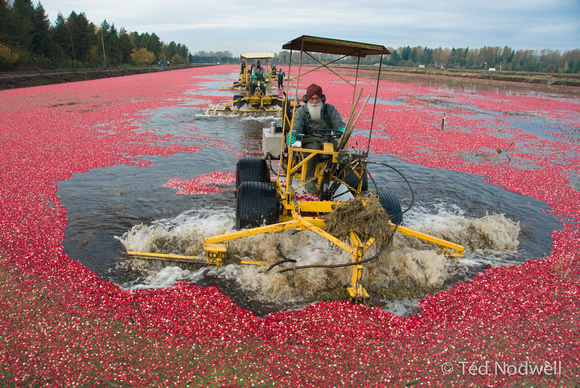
left=441, top=361, right=562, bottom=376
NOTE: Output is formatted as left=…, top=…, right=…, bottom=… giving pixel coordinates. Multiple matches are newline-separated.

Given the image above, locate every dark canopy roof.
left=282, top=35, right=390, bottom=57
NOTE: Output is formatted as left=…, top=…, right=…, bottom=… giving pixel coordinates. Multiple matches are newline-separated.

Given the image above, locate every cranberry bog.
left=0, top=65, right=579, bottom=387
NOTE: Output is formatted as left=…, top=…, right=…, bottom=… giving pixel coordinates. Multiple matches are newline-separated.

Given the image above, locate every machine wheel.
left=378, top=192, right=403, bottom=225
left=236, top=158, right=270, bottom=190
left=272, top=95, right=283, bottom=107
left=340, top=166, right=368, bottom=194
left=233, top=94, right=245, bottom=108
left=236, top=182, right=279, bottom=229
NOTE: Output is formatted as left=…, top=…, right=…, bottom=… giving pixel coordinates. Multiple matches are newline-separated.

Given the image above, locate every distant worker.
left=159, top=60, right=162, bottom=68
left=288, top=83, right=346, bottom=194
left=145, top=59, right=149, bottom=67
left=277, top=68, right=285, bottom=89
left=167, top=61, right=170, bottom=67
left=250, top=60, right=268, bottom=96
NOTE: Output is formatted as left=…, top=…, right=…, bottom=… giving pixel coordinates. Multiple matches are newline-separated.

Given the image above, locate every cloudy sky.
left=41, top=0, right=579, bottom=56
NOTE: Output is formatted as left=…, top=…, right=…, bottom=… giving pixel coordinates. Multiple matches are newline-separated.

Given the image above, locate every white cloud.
left=41, top=0, right=580, bottom=54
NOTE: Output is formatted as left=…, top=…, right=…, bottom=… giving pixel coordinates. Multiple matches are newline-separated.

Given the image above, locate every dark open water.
left=57, top=75, right=567, bottom=316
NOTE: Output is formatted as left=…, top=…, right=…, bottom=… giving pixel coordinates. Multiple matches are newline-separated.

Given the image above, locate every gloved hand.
left=287, top=132, right=296, bottom=145
left=340, top=126, right=345, bottom=133
left=252, top=74, right=257, bottom=79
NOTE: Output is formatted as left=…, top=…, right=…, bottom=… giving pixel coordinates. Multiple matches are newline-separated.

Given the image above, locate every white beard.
left=306, top=101, right=323, bottom=121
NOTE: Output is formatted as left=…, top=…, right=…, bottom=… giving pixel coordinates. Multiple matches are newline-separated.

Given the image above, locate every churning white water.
left=116, top=201, right=521, bottom=315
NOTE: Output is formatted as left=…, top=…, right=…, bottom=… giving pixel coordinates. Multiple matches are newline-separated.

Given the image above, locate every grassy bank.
left=338, top=65, right=580, bottom=93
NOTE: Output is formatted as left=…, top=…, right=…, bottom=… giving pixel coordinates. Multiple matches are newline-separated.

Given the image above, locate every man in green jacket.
left=250, top=60, right=268, bottom=96
left=288, top=83, right=346, bottom=194
left=277, top=68, right=285, bottom=89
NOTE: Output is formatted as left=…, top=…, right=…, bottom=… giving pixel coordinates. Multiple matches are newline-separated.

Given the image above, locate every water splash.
left=116, top=203, right=521, bottom=315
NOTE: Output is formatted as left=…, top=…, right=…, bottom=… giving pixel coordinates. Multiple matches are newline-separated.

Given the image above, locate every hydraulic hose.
left=275, top=159, right=414, bottom=273
left=278, top=224, right=399, bottom=273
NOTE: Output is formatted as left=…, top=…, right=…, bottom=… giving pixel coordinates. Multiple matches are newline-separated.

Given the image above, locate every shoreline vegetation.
left=1, top=63, right=579, bottom=91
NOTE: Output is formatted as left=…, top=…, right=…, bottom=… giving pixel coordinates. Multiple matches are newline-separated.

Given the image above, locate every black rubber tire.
left=233, top=94, right=245, bottom=109
left=271, top=95, right=282, bottom=107
left=340, top=167, right=368, bottom=193
left=236, top=182, right=279, bottom=229
left=378, top=191, right=403, bottom=225
left=235, top=158, right=270, bottom=190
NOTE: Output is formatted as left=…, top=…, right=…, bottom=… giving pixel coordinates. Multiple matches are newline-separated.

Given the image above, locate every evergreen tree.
left=448, top=48, right=457, bottom=68
left=419, top=47, right=433, bottom=66
left=118, top=28, right=133, bottom=64
left=103, top=22, right=121, bottom=66
left=501, top=46, right=514, bottom=69
left=67, top=12, right=94, bottom=64
left=10, top=0, right=34, bottom=50
left=0, top=0, right=11, bottom=44
left=410, top=47, right=418, bottom=63
left=166, top=41, right=177, bottom=60
left=31, top=2, right=50, bottom=57
left=401, top=46, right=411, bottom=61
left=147, top=33, right=162, bottom=59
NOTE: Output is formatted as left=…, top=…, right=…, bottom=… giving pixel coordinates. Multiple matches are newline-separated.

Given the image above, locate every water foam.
left=116, top=201, right=521, bottom=314
left=116, top=207, right=235, bottom=256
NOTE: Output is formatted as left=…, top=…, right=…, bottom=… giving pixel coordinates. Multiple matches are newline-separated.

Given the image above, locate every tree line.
left=380, top=46, right=580, bottom=73
left=192, top=45, right=579, bottom=74
left=275, top=46, right=579, bottom=73
left=190, top=51, right=237, bottom=65
left=2, top=0, right=578, bottom=74
left=0, top=0, right=190, bottom=70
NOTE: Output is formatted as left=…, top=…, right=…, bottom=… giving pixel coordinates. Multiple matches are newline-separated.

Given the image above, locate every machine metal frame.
left=130, top=36, right=464, bottom=301
left=212, top=52, right=284, bottom=115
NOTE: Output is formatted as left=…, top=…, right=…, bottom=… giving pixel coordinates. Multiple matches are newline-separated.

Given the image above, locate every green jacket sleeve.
left=290, top=106, right=308, bottom=140
left=327, top=104, right=347, bottom=131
